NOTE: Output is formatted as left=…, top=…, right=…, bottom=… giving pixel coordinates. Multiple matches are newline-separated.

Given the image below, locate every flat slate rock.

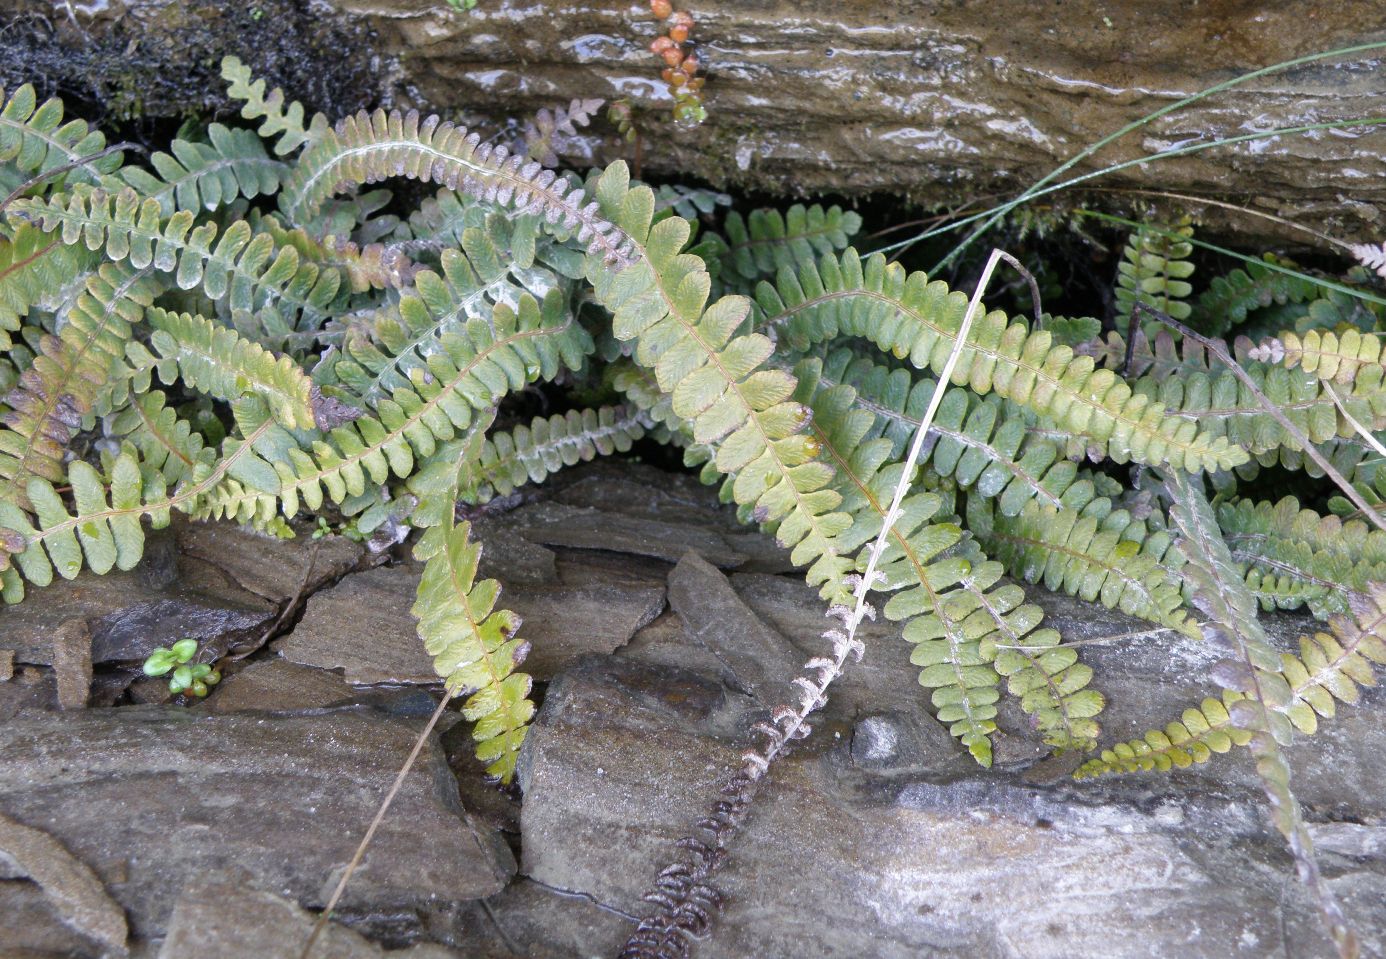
left=0, top=706, right=514, bottom=940
left=202, top=658, right=357, bottom=713
left=279, top=562, right=665, bottom=684
left=514, top=501, right=749, bottom=569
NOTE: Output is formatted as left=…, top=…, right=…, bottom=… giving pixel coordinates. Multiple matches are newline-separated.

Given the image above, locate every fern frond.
left=1249, top=327, right=1386, bottom=390
left=1114, top=219, right=1194, bottom=329
left=0, top=453, right=149, bottom=596
left=319, top=218, right=568, bottom=408
left=1195, top=256, right=1318, bottom=336
left=282, top=109, right=634, bottom=267
left=195, top=294, right=590, bottom=524
left=0, top=224, right=101, bottom=349
left=145, top=307, right=316, bottom=429
left=1348, top=241, right=1386, bottom=281
left=462, top=405, right=648, bottom=503
left=0, top=84, right=119, bottom=186
left=720, top=204, right=861, bottom=283
left=0, top=263, right=159, bottom=507
left=585, top=163, right=853, bottom=575
left=970, top=488, right=1196, bottom=638
left=104, top=390, right=216, bottom=488
left=9, top=186, right=346, bottom=333
left=220, top=57, right=327, bottom=157
left=1219, top=494, right=1386, bottom=572
left=411, top=519, right=534, bottom=782
left=756, top=249, right=1247, bottom=472
left=120, top=123, right=288, bottom=214
left=1075, top=690, right=1253, bottom=776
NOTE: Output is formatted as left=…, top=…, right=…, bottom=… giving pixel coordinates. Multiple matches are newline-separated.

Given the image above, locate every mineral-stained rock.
left=158, top=874, right=463, bottom=959
left=521, top=634, right=1386, bottom=958
left=279, top=559, right=665, bottom=684
left=0, top=707, right=514, bottom=939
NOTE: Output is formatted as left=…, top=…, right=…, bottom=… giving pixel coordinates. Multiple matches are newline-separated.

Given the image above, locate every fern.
left=144, top=307, right=317, bottom=429
left=0, top=224, right=101, bottom=349
left=119, top=123, right=288, bottom=214
left=220, top=56, right=327, bottom=157
left=0, top=263, right=160, bottom=507
left=411, top=518, right=534, bottom=782
left=720, top=203, right=861, bottom=284
left=1114, top=218, right=1194, bottom=333
left=104, top=390, right=216, bottom=488
left=461, top=405, right=649, bottom=503
left=1195, top=255, right=1318, bottom=336
left=756, top=248, right=1248, bottom=472
left=0, top=84, right=120, bottom=186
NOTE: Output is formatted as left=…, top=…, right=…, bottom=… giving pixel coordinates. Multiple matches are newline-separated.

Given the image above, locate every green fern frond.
left=0, top=224, right=101, bottom=348
left=0, top=83, right=119, bottom=186
left=282, top=109, right=634, bottom=267
left=0, top=453, right=150, bottom=600
left=9, top=186, right=346, bottom=334
left=1219, top=494, right=1386, bottom=573
left=194, top=293, right=590, bottom=524
left=756, top=248, right=1247, bottom=472
left=145, top=307, right=316, bottom=429
left=720, top=203, right=861, bottom=283
left=104, top=390, right=216, bottom=488
left=412, top=518, right=534, bottom=782
left=585, top=163, right=852, bottom=575
left=220, top=56, right=327, bottom=157
left=1115, top=218, right=1194, bottom=331
left=462, top=405, right=648, bottom=503
left=0, top=263, right=159, bottom=507
left=1249, top=328, right=1386, bottom=391
left=319, top=218, right=568, bottom=408
left=1196, top=255, right=1318, bottom=336
left=120, top=123, right=288, bottom=214
left=1075, top=690, right=1253, bottom=777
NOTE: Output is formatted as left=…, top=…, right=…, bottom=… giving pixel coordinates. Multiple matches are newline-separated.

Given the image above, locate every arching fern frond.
left=412, top=518, right=534, bottom=783
left=720, top=203, right=861, bottom=284
left=1196, top=255, right=1318, bottom=336
left=145, top=307, right=316, bottom=429
left=104, top=390, right=216, bottom=488
left=461, top=405, right=648, bottom=503
left=757, top=249, right=1247, bottom=472
left=119, top=123, right=288, bottom=214
left=220, top=56, right=327, bottom=157
left=282, top=108, right=634, bottom=267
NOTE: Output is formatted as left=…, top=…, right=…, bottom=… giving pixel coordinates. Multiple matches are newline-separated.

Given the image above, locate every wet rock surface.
left=1, top=461, right=1383, bottom=957
left=6, top=1, right=1386, bottom=240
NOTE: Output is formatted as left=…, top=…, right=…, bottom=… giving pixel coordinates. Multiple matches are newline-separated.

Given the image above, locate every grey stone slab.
left=0, top=707, right=514, bottom=939
left=202, top=658, right=356, bottom=713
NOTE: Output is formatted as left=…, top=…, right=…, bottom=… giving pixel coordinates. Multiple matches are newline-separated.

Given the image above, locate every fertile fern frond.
left=0, top=263, right=159, bottom=507
left=412, top=518, right=534, bottom=782
left=0, top=84, right=120, bottom=186
left=0, top=224, right=101, bottom=349
left=720, top=204, right=861, bottom=284
left=281, top=108, right=635, bottom=267
left=220, top=56, right=327, bottom=157
left=119, top=123, right=288, bottom=214
left=1114, top=219, right=1194, bottom=330
left=461, top=405, right=649, bottom=503
left=144, top=307, right=317, bottom=429
left=756, top=249, right=1247, bottom=472
left=1195, top=256, right=1318, bottom=336
left=9, top=186, right=345, bottom=333
left=585, top=162, right=853, bottom=573
left=969, top=487, right=1196, bottom=638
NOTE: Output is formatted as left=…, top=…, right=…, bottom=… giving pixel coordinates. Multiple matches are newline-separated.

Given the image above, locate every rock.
left=515, top=502, right=749, bottom=568
left=0, top=880, right=111, bottom=959
left=202, top=659, right=356, bottom=713
left=158, top=874, right=462, bottom=959
left=520, top=638, right=1386, bottom=958
left=0, top=811, right=128, bottom=958
left=6, top=1, right=1384, bottom=240
left=0, top=649, right=12, bottom=681
left=666, top=553, right=800, bottom=705
left=0, top=707, right=514, bottom=939
left=279, top=560, right=666, bottom=684
left=174, top=519, right=363, bottom=605
left=0, top=666, right=59, bottom=722
left=51, top=619, right=93, bottom=710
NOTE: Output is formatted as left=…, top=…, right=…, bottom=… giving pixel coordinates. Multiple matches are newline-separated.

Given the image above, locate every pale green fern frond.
left=0, top=224, right=101, bottom=349
left=720, top=203, right=861, bottom=285
left=220, top=56, right=328, bottom=157
left=119, top=123, right=288, bottom=214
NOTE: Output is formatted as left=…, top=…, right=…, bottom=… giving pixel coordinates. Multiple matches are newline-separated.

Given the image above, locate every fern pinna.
left=1, top=58, right=1384, bottom=958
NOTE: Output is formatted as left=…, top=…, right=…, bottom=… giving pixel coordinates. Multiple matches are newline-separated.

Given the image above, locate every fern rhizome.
left=1, top=57, right=1384, bottom=958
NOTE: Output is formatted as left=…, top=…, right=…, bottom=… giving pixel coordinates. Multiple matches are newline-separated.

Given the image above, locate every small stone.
left=51, top=619, right=93, bottom=710
left=0, top=649, right=13, bottom=682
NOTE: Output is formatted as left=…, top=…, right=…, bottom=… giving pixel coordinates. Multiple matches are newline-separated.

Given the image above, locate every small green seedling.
left=142, top=639, right=222, bottom=698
